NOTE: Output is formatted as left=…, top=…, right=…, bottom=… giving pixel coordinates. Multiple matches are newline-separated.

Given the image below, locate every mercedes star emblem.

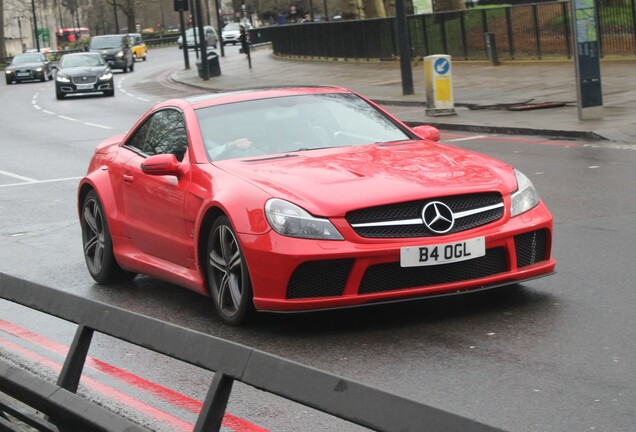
left=422, top=201, right=455, bottom=234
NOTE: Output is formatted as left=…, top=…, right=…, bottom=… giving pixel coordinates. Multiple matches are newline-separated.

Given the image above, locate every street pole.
left=195, top=0, right=209, bottom=80
left=215, top=0, right=225, bottom=57
left=395, top=0, right=413, bottom=95
left=179, top=10, right=190, bottom=69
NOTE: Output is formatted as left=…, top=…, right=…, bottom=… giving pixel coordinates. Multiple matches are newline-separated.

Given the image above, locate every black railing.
left=267, top=0, right=636, bottom=60
left=0, top=272, right=506, bottom=432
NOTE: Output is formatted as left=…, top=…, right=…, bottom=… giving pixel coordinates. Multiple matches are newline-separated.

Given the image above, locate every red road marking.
left=0, top=319, right=268, bottom=432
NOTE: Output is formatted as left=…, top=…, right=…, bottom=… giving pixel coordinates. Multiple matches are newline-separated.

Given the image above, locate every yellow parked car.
left=128, top=33, right=147, bottom=61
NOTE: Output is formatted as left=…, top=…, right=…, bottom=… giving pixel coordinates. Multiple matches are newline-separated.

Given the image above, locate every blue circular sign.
left=434, top=58, right=450, bottom=75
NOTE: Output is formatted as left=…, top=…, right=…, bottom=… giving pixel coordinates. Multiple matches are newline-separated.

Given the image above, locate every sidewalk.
left=171, top=47, right=636, bottom=142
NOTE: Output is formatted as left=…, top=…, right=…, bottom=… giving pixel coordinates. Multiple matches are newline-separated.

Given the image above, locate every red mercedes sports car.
left=78, top=86, right=555, bottom=325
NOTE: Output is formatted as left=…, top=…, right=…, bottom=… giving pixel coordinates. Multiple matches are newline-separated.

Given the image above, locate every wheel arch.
left=78, top=176, right=124, bottom=239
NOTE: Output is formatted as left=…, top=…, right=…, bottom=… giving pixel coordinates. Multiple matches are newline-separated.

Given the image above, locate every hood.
left=216, top=141, right=517, bottom=216
left=59, top=66, right=109, bottom=77
left=7, top=62, right=45, bottom=70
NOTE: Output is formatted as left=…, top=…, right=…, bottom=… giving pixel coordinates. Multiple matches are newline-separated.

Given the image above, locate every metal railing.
left=266, top=0, right=636, bottom=60
left=0, top=272, right=506, bottom=432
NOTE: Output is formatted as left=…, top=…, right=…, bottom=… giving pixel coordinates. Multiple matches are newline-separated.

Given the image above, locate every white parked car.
left=222, top=22, right=252, bottom=45
left=177, top=26, right=218, bottom=50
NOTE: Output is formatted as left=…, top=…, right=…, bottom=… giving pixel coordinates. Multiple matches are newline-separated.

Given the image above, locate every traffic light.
left=174, top=0, right=188, bottom=11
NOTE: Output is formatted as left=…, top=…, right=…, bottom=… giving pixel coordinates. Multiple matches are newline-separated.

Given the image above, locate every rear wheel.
left=81, top=190, right=134, bottom=283
left=206, top=216, right=254, bottom=325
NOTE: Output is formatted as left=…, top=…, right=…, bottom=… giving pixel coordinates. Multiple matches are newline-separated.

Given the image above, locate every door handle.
left=123, top=174, right=134, bottom=183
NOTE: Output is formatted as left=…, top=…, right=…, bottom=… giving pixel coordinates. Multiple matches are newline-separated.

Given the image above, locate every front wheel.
left=81, top=190, right=134, bottom=283
left=206, top=216, right=254, bottom=325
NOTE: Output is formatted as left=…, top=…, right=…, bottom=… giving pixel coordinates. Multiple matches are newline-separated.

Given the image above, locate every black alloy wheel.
left=81, top=190, right=133, bottom=283
left=206, top=216, right=254, bottom=325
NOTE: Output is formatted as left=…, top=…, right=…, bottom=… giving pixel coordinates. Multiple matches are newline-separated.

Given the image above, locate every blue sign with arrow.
left=434, top=58, right=450, bottom=75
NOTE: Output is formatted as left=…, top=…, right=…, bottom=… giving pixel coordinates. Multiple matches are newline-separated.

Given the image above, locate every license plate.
left=17, top=72, right=29, bottom=77
left=76, top=83, right=94, bottom=90
left=400, top=237, right=485, bottom=267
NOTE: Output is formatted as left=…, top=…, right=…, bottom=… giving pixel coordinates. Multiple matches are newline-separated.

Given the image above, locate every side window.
left=126, top=109, right=188, bottom=161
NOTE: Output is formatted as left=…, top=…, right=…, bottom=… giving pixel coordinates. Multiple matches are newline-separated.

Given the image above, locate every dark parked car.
left=54, top=52, right=114, bottom=99
left=5, top=52, right=53, bottom=84
left=88, top=34, right=134, bottom=72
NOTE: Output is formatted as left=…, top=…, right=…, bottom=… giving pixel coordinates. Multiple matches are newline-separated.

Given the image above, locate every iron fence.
left=268, top=0, right=636, bottom=60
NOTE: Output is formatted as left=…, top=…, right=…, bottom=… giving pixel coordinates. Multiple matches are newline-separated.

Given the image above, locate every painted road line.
left=0, top=176, right=83, bottom=188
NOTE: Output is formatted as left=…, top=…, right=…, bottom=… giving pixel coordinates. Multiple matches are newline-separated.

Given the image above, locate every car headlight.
left=511, top=169, right=540, bottom=217
left=55, top=73, right=71, bottom=83
left=265, top=198, right=344, bottom=240
left=116, top=51, right=124, bottom=58
left=99, top=71, right=113, bottom=80
left=36, top=67, right=43, bottom=72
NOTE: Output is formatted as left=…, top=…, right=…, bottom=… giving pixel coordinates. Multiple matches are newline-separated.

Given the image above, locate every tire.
left=206, top=216, right=254, bottom=325
left=40, top=74, right=46, bottom=82
left=81, top=190, right=134, bottom=283
left=129, top=60, right=134, bottom=72
left=104, top=89, right=115, bottom=97
left=6, top=77, right=12, bottom=85
left=56, top=92, right=65, bottom=100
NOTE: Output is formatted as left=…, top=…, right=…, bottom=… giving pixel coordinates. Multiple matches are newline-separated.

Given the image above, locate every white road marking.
left=446, top=135, right=488, bottom=142
left=0, top=170, right=38, bottom=183
left=58, top=115, right=80, bottom=122
left=83, top=122, right=112, bottom=129
left=0, top=176, right=83, bottom=188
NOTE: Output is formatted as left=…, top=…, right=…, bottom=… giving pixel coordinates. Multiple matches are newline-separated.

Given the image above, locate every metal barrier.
left=0, top=272, right=506, bottom=432
left=267, top=0, right=636, bottom=61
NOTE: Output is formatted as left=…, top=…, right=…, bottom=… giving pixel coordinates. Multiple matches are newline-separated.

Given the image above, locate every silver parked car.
left=177, top=26, right=218, bottom=50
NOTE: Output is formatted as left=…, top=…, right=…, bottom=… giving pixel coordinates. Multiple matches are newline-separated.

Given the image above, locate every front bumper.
left=241, top=203, right=555, bottom=312
left=56, top=79, right=114, bottom=95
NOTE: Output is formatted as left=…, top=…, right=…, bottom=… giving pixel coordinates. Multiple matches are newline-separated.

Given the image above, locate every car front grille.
left=72, top=76, right=98, bottom=85
left=346, top=192, right=504, bottom=238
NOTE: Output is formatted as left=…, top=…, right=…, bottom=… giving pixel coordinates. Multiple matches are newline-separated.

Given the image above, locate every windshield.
left=90, top=36, right=123, bottom=49
left=60, top=54, right=106, bottom=68
left=12, top=54, right=44, bottom=65
left=196, top=93, right=412, bottom=161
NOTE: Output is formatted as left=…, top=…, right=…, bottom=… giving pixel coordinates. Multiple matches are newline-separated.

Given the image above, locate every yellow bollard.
left=425, top=55, right=457, bottom=117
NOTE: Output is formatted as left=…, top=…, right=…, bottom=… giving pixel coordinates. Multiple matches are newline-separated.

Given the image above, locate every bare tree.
left=0, top=0, right=6, bottom=58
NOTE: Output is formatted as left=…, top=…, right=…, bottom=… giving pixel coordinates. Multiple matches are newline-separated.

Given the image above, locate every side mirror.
left=412, top=125, right=441, bottom=142
left=141, top=154, right=184, bottom=177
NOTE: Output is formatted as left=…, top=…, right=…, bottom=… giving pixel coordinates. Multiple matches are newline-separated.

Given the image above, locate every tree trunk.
left=363, top=0, right=387, bottom=18
left=0, top=0, right=6, bottom=58
left=341, top=0, right=365, bottom=19
left=434, top=0, right=466, bottom=11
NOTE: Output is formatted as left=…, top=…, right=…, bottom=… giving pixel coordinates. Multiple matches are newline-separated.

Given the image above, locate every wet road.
left=1, top=46, right=635, bottom=432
